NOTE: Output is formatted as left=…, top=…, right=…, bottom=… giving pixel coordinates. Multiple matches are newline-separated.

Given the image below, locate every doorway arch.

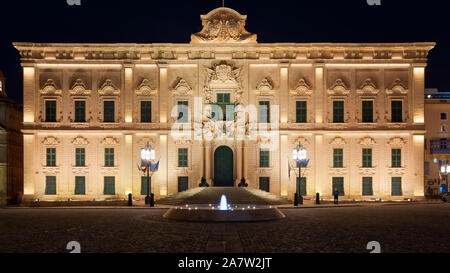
left=214, top=145, right=234, bottom=186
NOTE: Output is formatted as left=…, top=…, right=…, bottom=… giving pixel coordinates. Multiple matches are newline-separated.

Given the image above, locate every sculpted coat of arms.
left=203, top=62, right=242, bottom=104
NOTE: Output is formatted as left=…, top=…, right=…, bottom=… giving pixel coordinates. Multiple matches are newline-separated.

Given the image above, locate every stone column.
left=122, top=134, right=133, bottom=198
left=159, top=134, right=168, bottom=196
left=205, top=142, right=212, bottom=184
left=236, top=141, right=243, bottom=184
left=280, top=134, right=288, bottom=196
left=412, top=65, right=425, bottom=123
left=158, top=65, right=168, bottom=123
left=279, top=64, right=289, bottom=123
left=23, top=134, right=36, bottom=200
left=243, top=141, right=248, bottom=181
left=124, top=65, right=133, bottom=123
left=314, top=64, right=324, bottom=123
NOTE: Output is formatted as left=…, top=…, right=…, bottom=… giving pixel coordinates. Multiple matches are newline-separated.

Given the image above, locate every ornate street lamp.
left=440, top=163, right=450, bottom=196
left=292, top=144, right=307, bottom=206
left=141, top=142, right=156, bottom=206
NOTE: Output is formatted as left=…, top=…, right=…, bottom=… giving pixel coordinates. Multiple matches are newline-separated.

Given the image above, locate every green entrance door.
left=214, top=145, right=234, bottom=186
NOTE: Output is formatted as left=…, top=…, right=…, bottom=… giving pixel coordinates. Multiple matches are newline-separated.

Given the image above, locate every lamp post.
left=292, top=144, right=307, bottom=206
left=440, top=163, right=450, bottom=196
left=141, top=142, right=155, bottom=206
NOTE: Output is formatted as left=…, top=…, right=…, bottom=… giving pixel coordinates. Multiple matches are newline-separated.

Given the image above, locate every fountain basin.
left=163, top=204, right=285, bottom=222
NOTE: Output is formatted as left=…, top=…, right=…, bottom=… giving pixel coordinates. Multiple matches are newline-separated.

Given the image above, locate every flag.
left=150, top=159, right=160, bottom=172
left=301, top=158, right=310, bottom=168
left=137, top=163, right=147, bottom=173
left=288, top=158, right=292, bottom=179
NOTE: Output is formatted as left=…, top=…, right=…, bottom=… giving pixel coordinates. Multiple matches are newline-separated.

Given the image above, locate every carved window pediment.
left=255, top=77, right=275, bottom=96
left=100, top=136, right=119, bottom=146
left=387, top=137, right=407, bottom=147
left=358, top=137, right=376, bottom=146
left=292, top=136, right=310, bottom=147
left=357, top=78, right=379, bottom=95
left=290, top=78, right=312, bottom=96
left=136, top=79, right=157, bottom=96
left=99, top=79, right=119, bottom=96
left=330, top=137, right=347, bottom=146
left=71, top=136, right=89, bottom=146
left=327, top=79, right=350, bottom=96
left=137, top=137, right=155, bottom=147
left=171, top=77, right=193, bottom=96
left=42, top=136, right=60, bottom=145
left=386, top=78, right=408, bottom=95
left=69, top=79, right=91, bottom=95
left=40, top=79, right=62, bottom=95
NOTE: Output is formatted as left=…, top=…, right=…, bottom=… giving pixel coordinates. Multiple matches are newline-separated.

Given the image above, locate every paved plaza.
left=1, top=203, right=449, bottom=253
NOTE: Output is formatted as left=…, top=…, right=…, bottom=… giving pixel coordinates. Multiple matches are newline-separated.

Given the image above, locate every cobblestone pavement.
left=1, top=203, right=449, bottom=253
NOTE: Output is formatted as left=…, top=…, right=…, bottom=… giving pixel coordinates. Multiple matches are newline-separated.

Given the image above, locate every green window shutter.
left=45, top=100, right=57, bottom=122
left=104, top=176, right=115, bottom=195
left=362, top=177, right=373, bottom=196
left=333, top=101, right=344, bottom=123
left=140, top=101, right=152, bottom=123
left=296, top=101, right=307, bottom=123
left=259, top=177, right=270, bottom=192
left=362, top=148, right=372, bottom=167
left=75, top=176, right=86, bottom=195
left=74, top=101, right=86, bottom=122
left=46, top=148, right=56, bottom=166
left=391, top=149, right=401, bottom=167
left=105, top=148, right=114, bottom=167
left=103, top=101, right=115, bottom=122
left=141, top=176, right=151, bottom=195
left=177, top=101, right=188, bottom=123
left=178, top=148, right=188, bottom=167
left=332, top=177, right=344, bottom=196
left=259, top=149, right=270, bottom=167
left=333, top=148, right=343, bottom=168
left=296, top=177, right=307, bottom=196
left=391, top=177, right=402, bottom=196
left=75, top=148, right=85, bottom=167
left=362, top=100, right=373, bottom=123
left=259, top=101, right=270, bottom=123
left=45, top=176, right=57, bottom=195
left=178, top=176, right=189, bottom=192
left=391, top=101, right=402, bottom=122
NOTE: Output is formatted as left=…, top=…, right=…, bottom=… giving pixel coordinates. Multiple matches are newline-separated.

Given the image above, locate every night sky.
left=0, top=0, right=448, bottom=103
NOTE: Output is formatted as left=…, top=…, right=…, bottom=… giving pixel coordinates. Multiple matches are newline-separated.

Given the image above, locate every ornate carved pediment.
left=358, top=137, right=376, bottom=146
left=293, top=136, right=310, bottom=146
left=175, top=137, right=193, bottom=145
left=387, top=137, right=407, bottom=147
left=42, top=136, right=60, bottom=145
left=387, top=168, right=406, bottom=175
left=330, top=137, right=347, bottom=146
left=69, top=78, right=91, bottom=95
left=386, top=78, right=408, bottom=95
left=329, top=168, right=348, bottom=175
left=171, top=77, right=193, bottom=95
left=100, top=136, right=119, bottom=146
left=290, top=78, right=312, bottom=96
left=256, top=77, right=273, bottom=91
left=40, top=79, right=62, bottom=95
left=71, top=136, right=89, bottom=146
left=190, top=7, right=257, bottom=44
left=137, top=137, right=155, bottom=147
left=358, top=168, right=377, bottom=175
left=327, top=79, right=350, bottom=96
left=136, top=79, right=157, bottom=96
left=98, top=79, right=119, bottom=96
left=357, top=78, right=379, bottom=95
left=203, top=62, right=242, bottom=104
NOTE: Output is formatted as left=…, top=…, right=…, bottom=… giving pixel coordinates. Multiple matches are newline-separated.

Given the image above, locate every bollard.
left=150, top=193, right=155, bottom=207
left=294, top=193, right=299, bottom=206
left=128, top=193, right=132, bottom=206
left=298, top=194, right=303, bottom=205
left=315, top=192, right=320, bottom=205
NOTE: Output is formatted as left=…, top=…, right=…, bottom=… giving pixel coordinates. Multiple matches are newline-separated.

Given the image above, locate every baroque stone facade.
left=14, top=7, right=434, bottom=201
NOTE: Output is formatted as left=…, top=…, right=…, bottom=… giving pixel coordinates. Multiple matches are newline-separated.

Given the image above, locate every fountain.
left=163, top=194, right=285, bottom=222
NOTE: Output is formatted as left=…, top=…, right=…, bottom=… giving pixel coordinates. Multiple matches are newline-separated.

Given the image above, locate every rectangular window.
left=362, top=177, right=373, bottom=196
left=333, top=101, right=344, bottom=123
left=259, top=177, right=270, bottom=192
left=141, top=176, right=151, bottom=195
left=296, top=101, right=307, bottom=123
left=45, top=100, right=57, bottom=122
left=259, top=149, right=270, bottom=167
left=46, top=148, right=56, bottom=167
left=332, top=177, right=344, bottom=196
left=140, top=101, right=152, bottom=123
left=178, top=148, right=188, bottom=167
left=177, top=101, right=188, bottom=123
left=104, top=148, right=114, bottom=167
left=259, top=101, right=270, bottom=123
left=75, top=176, right=86, bottom=195
left=103, top=101, right=115, bottom=122
left=362, top=148, right=372, bottom=168
left=104, top=176, right=115, bottom=195
left=45, top=176, right=56, bottom=195
left=391, top=148, right=401, bottom=168
left=391, top=177, right=402, bottom=196
left=75, top=148, right=85, bottom=167
left=362, top=100, right=373, bottom=123
left=391, top=101, right=403, bottom=122
left=178, top=176, right=189, bottom=192
left=74, top=101, right=86, bottom=122
left=441, top=112, right=447, bottom=120
left=296, top=177, right=306, bottom=196
left=213, top=93, right=234, bottom=121
left=333, top=148, right=343, bottom=168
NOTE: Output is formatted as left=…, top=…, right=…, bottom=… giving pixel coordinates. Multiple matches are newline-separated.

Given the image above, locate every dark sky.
left=0, top=0, right=448, bottom=103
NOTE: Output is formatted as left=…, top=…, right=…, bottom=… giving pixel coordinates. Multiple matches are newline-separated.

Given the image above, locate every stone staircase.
left=156, top=187, right=291, bottom=206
